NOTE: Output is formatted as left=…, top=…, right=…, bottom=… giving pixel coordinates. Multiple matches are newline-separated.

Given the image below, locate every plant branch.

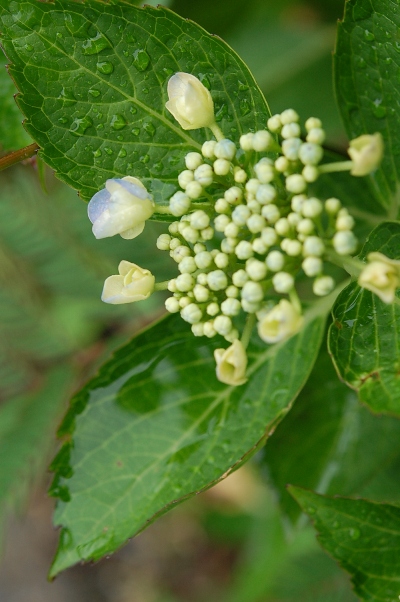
left=0, top=143, right=40, bottom=172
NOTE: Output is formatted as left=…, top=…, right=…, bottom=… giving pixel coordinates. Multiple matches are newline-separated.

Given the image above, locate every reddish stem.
left=0, top=143, right=40, bottom=172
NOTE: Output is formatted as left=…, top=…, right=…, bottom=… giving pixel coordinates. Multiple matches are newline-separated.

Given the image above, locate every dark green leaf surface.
left=0, top=52, right=32, bottom=150
left=335, top=0, right=400, bottom=215
left=264, top=348, right=400, bottom=523
left=49, top=304, right=328, bottom=576
left=0, top=0, right=269, bottom=201
left=290, top=487, right=400, bottom=602
left=0, top=367, right=73, bottom=549
left=329, top=222, right=400, bottom=414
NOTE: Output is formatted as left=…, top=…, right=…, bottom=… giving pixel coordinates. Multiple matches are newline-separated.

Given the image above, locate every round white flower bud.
left=266, top=250, right=285, bottom=271
left=168, top=221, right=179, bottom=235
left=336, top=214, right=355, bottom=231
left=221, top=238, right=237, bottom=254
left=247, top=214, right=266, bottom=233
left=178, top=169, right=194, bottom=190
left=253, top=130, right=273, bottom=151
left=267, top=114, right=282, bottom=132
left=286, top=239, right=302, bottom=256
left=305, top=117, right=322, bottom=131
left=325, top=197, right=341, bottom=214
left=179, top=296, right=191, bottom=309
left=282, top=138, right=302, bottom=161
left=215, top=198, right=230, bottom=213
left=214, top=315, right=232, bottom=336
left=181, top=303, right=202, bottom=324
left=235, top=240, right=254, bottom=260
left=190, top=210, right=210, bottom=230
left=194, top=251, right=213, bottom=270
left=240, top=132, right=255, bottom=151
left=306, top=128, right=326, bottom=145
left=275, top=217, right=290, bottom=236
left=287, top=212, right=301, bottom=227
left=302, top=256, right=323, bottom=277
left=197, top=273, right=208, bottom=285
left=172, top=245, right=191, bottom=263
left=303, top=236, right=325, bottom=257
left=232, top=204, right=251, bottom=225
left=298, top=142, right=323, bottom=165
left=193, top=284, right=210, bottom=302
left=234, top=167, right=247, bottom=183
left=194, top=163, right=213, bottom=187
left=194, top=243, right=206, bottom=254
left=215, top=139, right=236, bottom=161
left=166, top=73, right=216, bottom=130
left=169, top=237, right=181, bottom=250
left=242, top=281, right=264, bottom=303
left=207, top=270, right=228, bottom=291
left=286, top=174, right=306, bottom=193
left=191, top=322, right=204, bottom=337
left=202, top=140, right=216, bottom=159
left=248, top=200, right=261, bottom=214
left=256, top=184, right=276, bottom=205
left=261, top=227, right=278, bottom=246
left=203, top=320, right=216, bottom=337
left=226, top=285, right=239, bottom=298
left=165, top=296, right=180, bottom=313
left=261, top=204, right=280, bottom=224
left=200, top=226, right=214, bottom=240
left=302, top=197, right=323, bottom=218
left=167, top=278, right=177, bottom=292
left=225, top=186, right=243, bottom=204
left=214, top=214, right=231, bottom=232
left=206, top=303, right=219, bottom=316
left=156, top=233, right=171, bottom=250
left=185, top=152, right=203, bottom=170
left=224, top=222, right=240, bottom=238
left=169, top=191, right=191, bottom=216
left=221, top=297, right=241, bottom=316
left=275, top=156, right=289, bottom=172
left=302, top=165, right=319, bottom=182
left=246, top=259, right=267, bottom=281
left=291, top=194, right=306, bottom=214
left=313, top=275, right=335, bottom=296
left=185, top=180, right=203, bottom=199
left=258, top=299, right=303, bottom=344
left=245, top=178, right=260, bottom=195
left=296, top=218, right=314, bottom=235
left=280, top=109, right=299, bottom=124
left=181, top=226, right=200, bottom=244
left=273, top=271, right=295, bottom=293
left=333, top=231, right=358, bottom=255
left=176, top=273, right=195, bottom=292
left=214, top=159, right=231, bottom=176
left=255, top=159, right=275, bottom=183
left=252, top=237, right=268, bottom=255
left=232, top=269, right=248, bottom=287
left=224, top=328, right=239, bottom=343
left=241, top=299, right=260, bottom=313
left=178, top=256, right=197, bottom=273
left=215, top=252, right=230, bottom=269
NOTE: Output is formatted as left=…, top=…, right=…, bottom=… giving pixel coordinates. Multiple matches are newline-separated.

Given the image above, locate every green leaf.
left=290, top=487, right=400, bottom=602
left=0, top=367, right=73, bottom=549
left=0, top=0, right=269, bottom=201
left=0, top=51, right=32, bottom=150
left=329, top=221, right=400, bottom=415
left=49, top=303, right=328, bottom=577
left=335, top=0, right=400, bottom=215
left=264, top=347, right=400, bottom=523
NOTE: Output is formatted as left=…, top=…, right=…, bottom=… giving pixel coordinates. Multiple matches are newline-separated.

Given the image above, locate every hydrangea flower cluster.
left=88, top=72, right=389, bottom=387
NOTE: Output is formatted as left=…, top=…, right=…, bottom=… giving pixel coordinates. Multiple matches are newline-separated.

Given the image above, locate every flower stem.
left=155, top=205, right=172, bottom=215
left=289, top=288, right=302, bottom=314
left=154, top=281, right=169, bottom=291
left=318, top=160, right=353, bottom=174
left=325, top=248, right=364, bottom=277
left=209, top=122, right=225, bottom=142
left=0, top=143, right=40, bottom=172
left=240, top=312, right=256, bottom=349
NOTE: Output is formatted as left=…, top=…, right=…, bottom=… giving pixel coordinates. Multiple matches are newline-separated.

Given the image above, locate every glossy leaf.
left=329, top=222, right=400, bottom=415
left=0, top=52, right=32, bottom=151
left=264, top=348, right=400, bottom=523
left=49, top=302, right=329, bottom=576
left=290, top=487, right=400, bottom=602
left=0, top=0, right=269, bottom=201
left=335, top=0, right=400, bottom=214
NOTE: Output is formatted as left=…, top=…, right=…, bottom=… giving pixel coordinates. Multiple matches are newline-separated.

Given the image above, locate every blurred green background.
left=0, top=0, right=359, bottom=600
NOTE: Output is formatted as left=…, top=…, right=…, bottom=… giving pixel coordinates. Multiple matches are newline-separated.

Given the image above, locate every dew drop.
left=385, top=30, right=392, bottom=39
left=123, top=50, right=129, bottom=57
left=104, top=147, right=113, bottom=155
left=143, top=122, right=155, bottom=136
left=127, top=162, right=134, bottom=170
left=215, top=103, right=228, bottom=122
left=142, top=87, right=149, bottom=95
left=373, top=104, right=387, bottom=118
left=133, top=48, right=150, bottom=71
left=58, top=117, right=68, bottom=124
left=349, top=527, right=360, bottom=540
left=111, top=114, right=126, bottom=130
left=395, top=41, right=400, bottom=53
left=24, top=43, right=33, bottom=52
left=70, top=115, right=93, bottom=136
left=117, top=135, right=123, bottom=141
left=97, top=123, right=104, bottom=130
left=58, top=87, right=77, bottom=107
left=238, top=81, right=249, bottom=91
left=93, top=149, right=102, bottom=158
left=130, top=105, right=137, bottom=115
left=153, top=161, right=163, bottom=172
left=88, top=88, right=101, bottom=98
left=163, top=67, right=174, bottom=78
left=96, top=61, right=114, bottom=74
left=118, top=148, right=127, bottom=158
left=239, top=98, right=251, bottom=116
left=82, top=32, right=110, bottom=55
left=140, top=154, right=150, bottom=164
left=385, top=57, right=392, bottom=64
left=355, top=56, right=367, bottom=69
left=364, top=30, right=375, bottom=41
left=132, top=127, right=140, bottom=136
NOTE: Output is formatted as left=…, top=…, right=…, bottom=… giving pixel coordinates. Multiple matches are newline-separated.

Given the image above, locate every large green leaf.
left=0, top=367, right=73, bottom=549
left=335, top=0, right=400, bottom=215
left=0, top=0, right=269, bottom=201
left=329, top=221, right=400, bottom=415
left=49, top=301, right=329, bottom=576
left=290, top=487, right=400, bottom=602
left=264, top=347, right=400, bottom=523
left=0, top=51, right=32, bottom=150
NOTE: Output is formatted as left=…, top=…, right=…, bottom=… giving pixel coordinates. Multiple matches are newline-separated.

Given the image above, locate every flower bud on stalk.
left=102, top=261, right=155, bottom=304
left=348, top=133, right=383, bottom=176
left=358, top=252, right=400, bottom=303
left=166, top=73, right=216, bottom=131
left=214, top=340, right=248, bottom=386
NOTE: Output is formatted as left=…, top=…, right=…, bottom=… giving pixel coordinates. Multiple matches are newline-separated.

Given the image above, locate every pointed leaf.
left=290, top=487, right=400, bottom=602
left=49, top=304, right=329, bottom=576
left=0, top=0, right=269, bottom=201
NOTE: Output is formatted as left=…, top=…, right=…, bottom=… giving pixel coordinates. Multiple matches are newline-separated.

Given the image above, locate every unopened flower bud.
left=253, top=130, right=273, bottom=151
left=313, top=275, right=335, bottom=296
left=299, top=142, right=323, bottom=165
left=256, top=184, right=276, bottom=205
left=242, top=281, right=264, bottom=303
left=325, top=197, right=341, bottom=214
left=247, top=214, right=266, bottom=233
left=232, top=269, right=248, bottom=287
left=166, top=72, right=215, bottom=130
left=193, top=284, right=210, bottom=302
left=272, top=272, right=294, bottom=293
left=261, top=227, right=278, bottom=246
left=202, top=140, right=216, bottom=159
left=215, top=198, right=230, bottom=213
left=176, top=273, right=195, bottom=292
left=302, top=256, right=322, bottom=277
left=185, top=181, right=203, bottom=199
left=165, top=296, right=180, bottom=313
left=221, top=298, right=241, bottom=316
left=102, top=261, right=155, bottom=304
left=194, top=163, right=213, bottom=187
left=358, top=252, right=400, bottom=303
left=336, top=214, right=355, bottom=231
left=234, top=167, right=247, bottom=183
left=302, top=197, right=323, bottom=218
left=267, top=114, right=282, bottom=132
left=255, top=159, right=275, bottom=183
left=306, top=128, right=326, bottom=144
left=240, top=132, right=255, bottom=151
left=305, top=117, right=322, bottom=131
left=261, top=204, right=280, bottom=224
left=280, top=109, right=299, bottom=124
left=286, top=174, right=306, bottom=193
left=275, top=156, right=289, bottom=172
left=191, top=322, right=205, bottom=337
left=235, top=240, right=254, bottom=260
left=208, top=270, right=228, bottom=291
left=215, top=139, right=236, bottom=160
left=275, top=217, right=290, bottom=236
left=185, top=152, right=203, bottom=170
left=204, top=321, right=216, bottom=337
left=156, top=233, right=171, bottom=250
left=303, top=236, right=325, bottom=257
left=214, top=315, right=232, bottom=336
left=266, top=250, right=285, bottom=271
left=178, top=169, right=194, bottom=190
left=348, top=133, right=383, bottom=176
left=232, top=204, right=251, bottom=225
left=333, top=231, right=358, bottom=255
left=181, top=303, right=203, bottom=324
left=214, top=252, right=229, bottom=269
left=258, top=299, right=303, bottom=344
left=214, top=340, right=248, bottom=386
left=246, top=259, right=267, bottom=281
left=190, top=210, right=210, bottom=230
left=214, top=159, right=231, bottom=175
left=169, top=191, right=191, bottom=216
left=178, top=256, right=197, bottom=273
left=206, top=303, right=219, bottom=317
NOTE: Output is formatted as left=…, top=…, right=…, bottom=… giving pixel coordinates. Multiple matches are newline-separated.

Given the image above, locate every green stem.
left=155, top=205, right=172, bottom=215
left=240, top=312, right=256, bottom=349
left=209, top=122, right=225, bottom=142
left=325, top=248, right=364, bottom=277
left=0, top=143, right=40, bottom=172
left=318, top=160, right=353, bottom=174
left=154, top=281, right=169, bottom=291
left=289, top=288, right=302, bottom=314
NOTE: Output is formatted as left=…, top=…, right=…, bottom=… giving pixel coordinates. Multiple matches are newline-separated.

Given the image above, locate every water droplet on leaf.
left=118, top=148, right=127, bottom=158
left=94, top=149, right=102, bottom=158
left=133, top=49, right=150, bottom=71
left=111, top=114, right=126, bottom=130
left=140, top=154, right=150, bottom=164
left=373, top=104, right=387, bottom=118
left=240, top=99, right=251, bottom=116
left=83, top=32, right=110, bottom=55
left=349, top=527, right=360, bottom=540
left=97, top=61, right=114, bottom=74
left=198, top=73, right=211, bottom=90
left=70, top=115, right=93, bottom=136
left=143, top=122, right=155, bottom=136
left=364, top=30, right=375, bottom=41
left=88, top=88, right=101, bottom=98
left=104, top=147, right=113, bottom=155
left=58, top=87, right=77, bottom=107
left=132, top=127, right=140, bottom=136
left=24, top=43, right=33, bottom=51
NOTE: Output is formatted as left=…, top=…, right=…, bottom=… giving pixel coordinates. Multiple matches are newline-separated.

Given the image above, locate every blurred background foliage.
left=0, top=0, right=364, bottom=600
